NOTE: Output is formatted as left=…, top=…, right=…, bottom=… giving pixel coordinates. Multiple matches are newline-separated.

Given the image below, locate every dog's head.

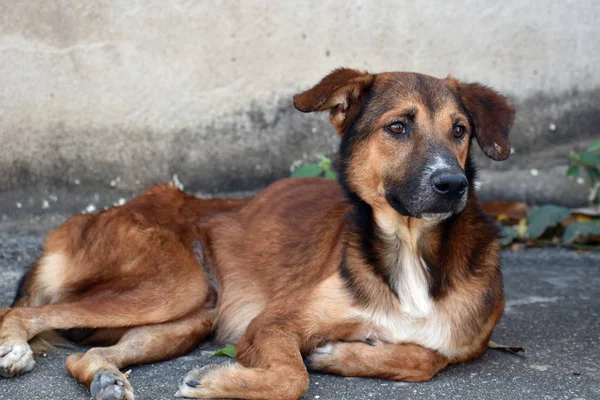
left=294, top=68, right=514, bottom=220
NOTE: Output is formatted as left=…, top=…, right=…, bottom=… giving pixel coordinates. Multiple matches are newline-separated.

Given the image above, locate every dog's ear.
left=449, top=78, right=515, bottom=161
left=293, top=68, right=374, bottom=136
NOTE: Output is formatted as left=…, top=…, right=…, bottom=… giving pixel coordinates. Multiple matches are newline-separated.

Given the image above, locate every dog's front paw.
left=175, top=363, right=233, bottom=398
left=90, top=371, right=134, bottom=400
left=0, top=342, right=35, bottom=378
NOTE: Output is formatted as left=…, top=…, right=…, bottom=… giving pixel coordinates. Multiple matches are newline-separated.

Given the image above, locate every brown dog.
left=0, top=68, right=514, bottom=400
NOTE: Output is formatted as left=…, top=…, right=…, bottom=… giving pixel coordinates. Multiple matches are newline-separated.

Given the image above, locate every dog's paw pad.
left=0, top=343, right=35, bottom=378
left=90, top=371, right=134, bottom=400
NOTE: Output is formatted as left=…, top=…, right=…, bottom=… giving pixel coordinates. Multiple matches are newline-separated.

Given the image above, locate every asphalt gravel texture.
left=1, top=231, right=599, bottom=400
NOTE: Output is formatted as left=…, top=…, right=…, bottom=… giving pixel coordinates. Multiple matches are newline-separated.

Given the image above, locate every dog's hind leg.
left=65, top=309, right=212, bottom=400
left=0, top=264, right=210, bottom=379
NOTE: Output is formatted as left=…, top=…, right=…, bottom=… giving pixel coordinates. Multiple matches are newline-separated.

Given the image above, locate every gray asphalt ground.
left=1, top=231, right=599, bottom=400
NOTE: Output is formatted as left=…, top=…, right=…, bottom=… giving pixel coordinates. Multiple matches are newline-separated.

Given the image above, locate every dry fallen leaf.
left=562, top=214, right=593, bottom=227
left=483, top=201, right=530, bottom=224
left=488, top=341, right=526, bottom=354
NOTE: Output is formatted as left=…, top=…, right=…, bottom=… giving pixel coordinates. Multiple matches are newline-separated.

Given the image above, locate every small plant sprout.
left=291, top=153, right=337, bottom=180
left=568, top=138, right=600, bottom=206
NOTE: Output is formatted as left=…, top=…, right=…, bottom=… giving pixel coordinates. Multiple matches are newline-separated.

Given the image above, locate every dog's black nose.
left=431, top=174, right=468, bottom=197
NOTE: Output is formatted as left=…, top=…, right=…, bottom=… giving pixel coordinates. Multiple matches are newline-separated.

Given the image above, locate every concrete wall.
left=1, top=0, right=599, bottom=217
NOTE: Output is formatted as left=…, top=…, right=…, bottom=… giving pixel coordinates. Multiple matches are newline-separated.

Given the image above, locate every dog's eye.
left=386, top=122, right=406, bottom=135
left=453, top=125, right=466, bottom=139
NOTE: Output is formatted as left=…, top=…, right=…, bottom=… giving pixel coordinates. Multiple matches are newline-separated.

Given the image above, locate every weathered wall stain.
left=1, top=0, right=599, bottom=215
left=2, top=87, right=597, bottom=219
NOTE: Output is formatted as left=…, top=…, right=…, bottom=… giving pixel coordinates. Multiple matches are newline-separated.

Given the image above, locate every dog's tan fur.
left=0, top=69, right=514, bottom=400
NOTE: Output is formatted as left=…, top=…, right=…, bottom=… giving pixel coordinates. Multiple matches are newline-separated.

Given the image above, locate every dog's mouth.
left=385, top=189, right=467, bottom=221
left=420, top=212, right=453, bottom=221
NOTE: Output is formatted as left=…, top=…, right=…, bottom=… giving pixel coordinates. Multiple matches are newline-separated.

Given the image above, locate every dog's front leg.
left=176, top=324, right=308, bottom=400
left=306, top=341, right=448, bottom=382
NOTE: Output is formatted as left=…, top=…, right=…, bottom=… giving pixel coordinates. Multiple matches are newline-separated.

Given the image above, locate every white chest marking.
left=376, top=217, right=434, bottom=318
left=354, top=304, right=454, bottom=356
left=353, top=216, right=456, bottom=355
left=394, top=250, right=433, bottom=317
left=356, top=252, right=453, bottom=354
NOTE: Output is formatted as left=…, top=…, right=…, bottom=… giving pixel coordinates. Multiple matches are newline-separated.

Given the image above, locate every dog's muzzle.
left=385, top=168, right=468, bottom=220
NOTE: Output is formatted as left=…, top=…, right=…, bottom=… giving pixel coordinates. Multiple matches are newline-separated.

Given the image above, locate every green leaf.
left=562, top=221, right=600, bottom=244
left=569, top=150, right=580, bottom=162
left=210, top=344, right=236, bottom=358
left=324, top=169, right=337, bottom=181
left=291, top=164, right=324, bottom=178
left=578, top=152, right=600, bottom=166
left=498, top=225, right=519, bottom=246
left=526, top=205, right=572, bottom=239
left=319, top=155, right=333, bottom=170
left=586, top=166, right=600, bottom=183
left=588, top=139, right=600, bottom=152
left=566, top=164, right=580, bottom=178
